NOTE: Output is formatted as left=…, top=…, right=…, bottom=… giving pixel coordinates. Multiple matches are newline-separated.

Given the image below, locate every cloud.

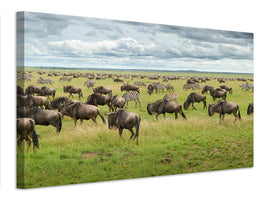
left=22, top=12, right=253, bottom=73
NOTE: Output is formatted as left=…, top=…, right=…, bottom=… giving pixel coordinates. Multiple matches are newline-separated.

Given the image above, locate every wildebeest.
left=49, top=97, right=70, bottom=109
left=39, top=86, right=56, bottom=100
left=121, top=83, right=140, bottom=93
left=202, top=86, right=227, bottom=101
left=93, top=86, right=112, bottom=96
left=25, top=85, right=42, bottom=95
left=85, top=93, right=112, bottom=112
left=147, top=84, right=155, bottom=95
left=107, top=109, right=141, bottom=145
left=220, top=85, right=233, bottom=94
left=201, top=85, right=214, bottom=94
left=59, top=76, right=72, bottom=82
left=111, top=95, right=125, bottom=111
left=17, top=107, right=62, bottom=133
left=17, top=94, right=34, bottom=108
left=147, top=100, right=186, bottom=120
left=17, top=85, right=24, bottom=95
left=59, top=102, right=106, bottom=126
left=247, top=103, right=254, bottom=115
left=17, top=118, right=39, bottom=152
left=31, top=96, right=52, bottom=109
left=63, top=85, right=83, bottom=99
left=208, top=100, right=241, bottom=123
left=183, top=92, right=207, bottom=110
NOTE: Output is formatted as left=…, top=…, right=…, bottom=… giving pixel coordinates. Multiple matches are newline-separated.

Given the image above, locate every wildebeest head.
left=58, top=102, right=79, bottom=117
left=183, top=101, right=190, bottom=110
left=107, top=112, right=116, bottom=129
left=208, top=104, right=214, bottom=116
left=146, top=103, right=153, bottom=115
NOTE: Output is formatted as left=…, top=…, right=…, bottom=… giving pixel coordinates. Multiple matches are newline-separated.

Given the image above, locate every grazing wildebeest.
left=202, top=86, right=227, bottom=101
left=121, top=83, right=140, bottom=93
left=183, top=83, right=197, bottom=91
left=210, top=88, right=227, bottom=101
left=163, top=93, right=178, bottom=102
left=31, top=96, right=52, bottom=109
left=147, top=100, right=186, bottom=120
left=247, top=103, right=254, bottom=115
left=111, top=95, right=126, bottom=111
left=122, top=91, right=141, bottom=108
left=208, top=100, right=241, bottom=123
left=220, top=85, right=233, bottom=94
left=85, top=93, right=112, bottom=112
left=63, top=85, right=83, bottom=99
left=107, top=109, right=141, bottom=145
left=201, top=85, right=214, bottom=94
left=84, top=79, right=95, bottom=89
left=17, top=118, right=39, bottom=152
left=59, top=102, right=105, bottom=126
left=40, top=86, right=56, bottom=100
left=25, top=85, right=42, bottom=95
left=17, top=107, right=62, bottom=133
left=49, top=97, right=76, bottom=110
left=183, top=92, right=207, bottom=110
left=147, top=84, right=155, bottom=95
left=114, top=78, right=124, bottom=83
left=93, top=86, right=112, bottom=96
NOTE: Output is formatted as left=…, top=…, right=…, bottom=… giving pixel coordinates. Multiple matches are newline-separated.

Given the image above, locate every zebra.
left=163, top=93, right=178, bottom=102
left=122, top=91, right=141, bottom=108
left=155, top=83, right=165, bottom=93
left=84, top=79, right=95, bottom=88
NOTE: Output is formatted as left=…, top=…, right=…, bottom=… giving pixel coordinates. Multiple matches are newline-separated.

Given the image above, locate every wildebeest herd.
left=17, top=70, right=254, bottom=151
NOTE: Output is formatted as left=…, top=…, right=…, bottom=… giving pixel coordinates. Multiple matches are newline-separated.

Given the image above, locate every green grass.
left=17, top=67, right=253, bottom=188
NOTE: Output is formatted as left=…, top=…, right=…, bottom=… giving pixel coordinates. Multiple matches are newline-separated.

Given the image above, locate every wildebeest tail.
left=97, top=110, right=106, bottom=124
left=30, top=120, right=39, bottom=149
left=58, top=113, right=62, bottom=132
left=237, top=105, right=241, bottom=119
left=133, top=116, right=140, bottom=145
left=180, top=105, right=187, bottom=120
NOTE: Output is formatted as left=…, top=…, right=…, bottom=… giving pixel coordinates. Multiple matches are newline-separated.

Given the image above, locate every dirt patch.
left=81, top=151, right=99, bottom=159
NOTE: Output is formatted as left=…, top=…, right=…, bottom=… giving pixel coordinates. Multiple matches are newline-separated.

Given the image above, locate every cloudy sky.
left=18, top=12, right=254, bottom=73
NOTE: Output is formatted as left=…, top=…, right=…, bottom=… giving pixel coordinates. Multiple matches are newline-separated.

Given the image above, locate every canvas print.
left=16, top=12, right=254, bottom=188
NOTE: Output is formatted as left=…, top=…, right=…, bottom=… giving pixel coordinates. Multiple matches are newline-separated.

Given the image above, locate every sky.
left=18, top=12, right=254, bottom=73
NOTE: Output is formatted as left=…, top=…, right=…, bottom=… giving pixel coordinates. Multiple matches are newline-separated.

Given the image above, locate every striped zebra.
left=155, top=83, right=165, bottom=93
left=163, top=93, right=178, bottom=102
left=122, top=91, right=141, bottom=108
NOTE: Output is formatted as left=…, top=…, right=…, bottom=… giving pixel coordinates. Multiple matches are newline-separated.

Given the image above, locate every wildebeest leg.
left=74, top=117, right=77, bottom=126
left=192, top=102, right=196, bottom=110
left=17, top=135, right=24, bottom=152
left=129, top=129, right=135, bottom=140
left=118, top=128, right=124, bottom=141
left=233, top=112, right=238, bottom=123
left=219, top=114, right=222, bottom=124
left=163, top=113, right=166, bottom=119
left=175, top=112, right=178, bottom=119
left=91, top=117, right=97, bottom=125
left=156, top=113, right=160, bottom=120
left=25, top=135, right=31, bottom=152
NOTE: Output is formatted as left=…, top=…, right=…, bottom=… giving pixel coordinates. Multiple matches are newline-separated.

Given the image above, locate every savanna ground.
left=17, top=67, right=253, bottom=188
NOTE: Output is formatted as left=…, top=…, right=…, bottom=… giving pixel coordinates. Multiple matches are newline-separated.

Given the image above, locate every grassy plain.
left=17, top=67, right=253, bottom=188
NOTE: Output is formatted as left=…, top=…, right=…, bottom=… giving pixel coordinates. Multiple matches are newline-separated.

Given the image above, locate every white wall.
left=1, top=1, right=266, bottom=199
